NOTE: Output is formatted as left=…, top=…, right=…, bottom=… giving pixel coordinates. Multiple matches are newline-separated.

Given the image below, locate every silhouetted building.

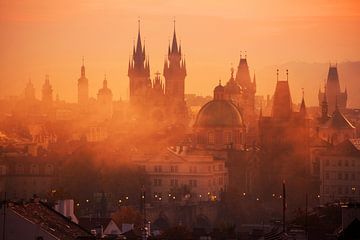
left=78, top=58, right=89, bottom=106
left=193, top=79, right=246, bottom=150
left=318, top=64, right=347, bottom=113
left=318, top=139, right=360, bottom=204
left=97, top=75, right=113, bottom=120
left=42, top=74, right=53, bottom=105
left=24, top=78, right=36, bottom=101
left=128, top=21, right=188, bottom=124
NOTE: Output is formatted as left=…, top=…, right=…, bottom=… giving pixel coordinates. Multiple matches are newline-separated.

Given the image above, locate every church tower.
left=42, top=75, right=53, bottom=104
left=235, top=53, right=256, bottom=113
left=128, top=20, right=151, bottom=105
left=78, top=57, right=89, bottom=106
left=318, top=64, right=347, bottom=113
left=24, top=78, right=36, bottom=101
left=163, top=21, right=186, bottom=102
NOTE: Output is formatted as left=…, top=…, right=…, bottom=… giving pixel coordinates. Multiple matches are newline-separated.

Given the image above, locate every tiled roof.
left=324, top=108, right=355, bottom=129
left=9, top=201, right=93, bottom=240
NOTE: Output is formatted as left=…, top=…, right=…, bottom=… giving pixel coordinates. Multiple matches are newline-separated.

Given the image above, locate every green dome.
left=194, top=100, right=244, bottom=127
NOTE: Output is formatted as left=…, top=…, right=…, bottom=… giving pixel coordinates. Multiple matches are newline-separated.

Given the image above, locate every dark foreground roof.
left=9, top=201, right=93, bottom=240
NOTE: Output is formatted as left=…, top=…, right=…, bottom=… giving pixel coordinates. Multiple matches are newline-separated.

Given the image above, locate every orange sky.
left=0, top=0, right=360, bottom=104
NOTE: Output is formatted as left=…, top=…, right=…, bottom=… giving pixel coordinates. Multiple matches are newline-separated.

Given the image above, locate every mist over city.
left=1, top=1, right=360, bottom=240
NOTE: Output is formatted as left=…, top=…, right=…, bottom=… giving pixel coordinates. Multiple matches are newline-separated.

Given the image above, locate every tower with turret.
left=163, top=22, right=187, bottom=103
left=42, top=75, right=53, bottom=104
left=318, top=64, right=347, bottom=114
left=128, top=21, right=151, bottom=106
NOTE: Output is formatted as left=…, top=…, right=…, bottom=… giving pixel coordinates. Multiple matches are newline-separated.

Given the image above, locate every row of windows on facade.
left=323, top=186, right=359, bottom=195
left=324, top=171, right=358, bottom=180
left=197, top=131, right=243, bottom=145
left=324, top=159, right=356, bottom=167
left=13, top=164, right=54, bottom=175
left=153, top=164, right=224, bottom=173
left=153, top=177, right=224, bottom=187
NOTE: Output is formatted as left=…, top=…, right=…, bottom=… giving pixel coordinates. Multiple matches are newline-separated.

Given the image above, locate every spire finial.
left=173, top=17, right=176, bottom=32
left=245, top=51, right=247, bottom=59
left=286, top=69, right=289, bottom=81
left=276, top=69, right=279, bottom=81
left=219, top=79, right=222, bottom=86
left=82, top=56, right=84, bottom=66
left=240, top=51, right=242, bottom=58
left=138, top=17, right=140, bottom=32
left=230, top=63, right=234, bottom=78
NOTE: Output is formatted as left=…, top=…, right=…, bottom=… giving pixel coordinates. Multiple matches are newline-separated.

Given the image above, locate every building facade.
left=319, top=139, right=360, bottom=204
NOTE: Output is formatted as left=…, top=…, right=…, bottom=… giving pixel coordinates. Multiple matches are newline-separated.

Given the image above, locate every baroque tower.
left=78, top=57, right=89, bottom=106
left=42, top=75, right=53, bottom=104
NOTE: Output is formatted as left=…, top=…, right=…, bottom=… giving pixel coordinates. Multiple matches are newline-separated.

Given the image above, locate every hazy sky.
left=0, top=0, right=359, bottom=104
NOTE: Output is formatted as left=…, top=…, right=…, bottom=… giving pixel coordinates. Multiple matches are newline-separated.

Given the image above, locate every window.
left=15, top=164, right=24, bottom=175
left=30, top=164, right=39, bottom=175
left=170, top=179, right=178, bottom=187
left=154, top=165, right=162, bottom=172
left=352, top=160, right=355, bottom=167
left=338, top=160, right=342, bottom=167
left=170, top=166, right=178, bottom=173
left=189, top=179, right=197, bottom=188
left=224, top=131, right=232, bottom=144
left=219, top=177, right=223, bottom=185
left=338, top=172, right=343, bottom=180
left=325, top=159, right=330, bottom=166
left=45, top=164, right=54, bottom=175
left=154, top=179, right=162, bottom=186
left=351, top=173, right=355, bottom=180
left=208, top=132, right=215, bottom=144
left=325, top=186, right=329, bottom=194
left=345, top=160, right=349, bottom=167
left=218, top=164, right=223, bottom=171
left=344, top=173, right=349, bottom=180
left=325, top=172, right=329, bottom=180
left=189, top=166, right=197, bottom=173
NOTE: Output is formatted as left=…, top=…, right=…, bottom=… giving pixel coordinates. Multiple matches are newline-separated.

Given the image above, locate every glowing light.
left=125, top=196, right=129, bottom=200
left=243, top=192, right=246, bottom=196
left=86, top=199, right=89, bottom=203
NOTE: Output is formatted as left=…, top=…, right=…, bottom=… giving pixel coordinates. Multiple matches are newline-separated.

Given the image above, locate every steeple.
left=132, top=19, right=146, bottom=69
left=321, top=86, right=329, bottom=120
left=299, top=88, right=307, bottom=118
left=171, top=20, right=179, bottom=54
left=42, top=74, right=53, bottom=103
left=81, top=56, right=85, bottom=77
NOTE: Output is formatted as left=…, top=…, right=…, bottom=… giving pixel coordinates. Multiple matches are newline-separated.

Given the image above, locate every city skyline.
left=1, top=0, right=360, bottom=106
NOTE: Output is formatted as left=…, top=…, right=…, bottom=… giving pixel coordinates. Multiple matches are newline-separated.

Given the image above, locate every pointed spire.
left=300, top=88, right=307, bottom=117
left=103, top=74, right=108, bottom=88
left=136, top=18, right=143, bottom=54
left=171, top=18, right=178, bottom=54
left=276, top=69, right=279, bottom=81
left=81, top=57, right=85, bottom=77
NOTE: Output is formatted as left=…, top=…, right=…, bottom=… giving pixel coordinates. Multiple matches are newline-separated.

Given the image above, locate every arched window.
left=15, top=164, right=24, bottom=175
left=30, top=164, right=39, bottom=175
left=45, top=164, right=54, bottom=175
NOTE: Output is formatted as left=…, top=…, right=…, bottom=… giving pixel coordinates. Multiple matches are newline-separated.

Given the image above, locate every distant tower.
left=78, top=57, right=89, bottom=105
left=24, top=78, right=36, bottom=101
left=128, top=20, right=151, bottom=105
left=272, top=70, right=292, bottom=119
left=42, top=75, right=53, bottom=104
left=163, top=20, right=187, bottom=102
left=235, top=53, right=256, bottom=113
left=97, top=75, right=113, bottom=120
left=318, top=64, right=347, bottom=113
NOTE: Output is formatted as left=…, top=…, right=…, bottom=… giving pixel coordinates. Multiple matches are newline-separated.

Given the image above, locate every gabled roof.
left=326, top=138, right=360, bottom=157
left=9, top=201, right=92, bottom=240
left=324, top=108, right=355, bottom=129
